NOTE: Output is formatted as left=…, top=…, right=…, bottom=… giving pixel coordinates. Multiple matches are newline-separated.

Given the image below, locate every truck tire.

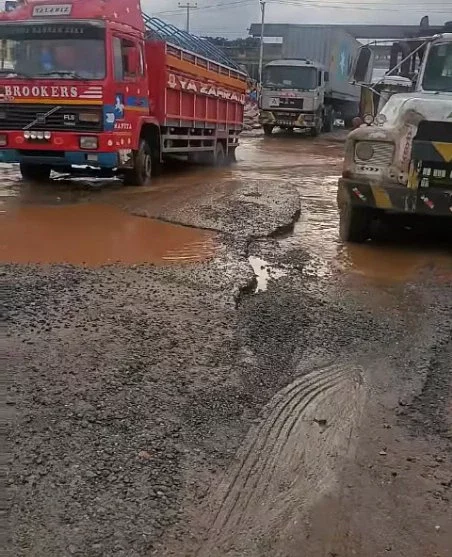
left=339, top=201, right=371, bottom=243
left=323, top=109, right=334, bottom=133
left=227, top=146, right=237, bottom=164
left=123, top=139, right=152, bottom=186
left=208, top=141, right=226, bottom=166
left=310, top=120, right=322, bottom=137
left=20, top=163, right=51, bottom=183
left=263, top=125, right=274, bottom=136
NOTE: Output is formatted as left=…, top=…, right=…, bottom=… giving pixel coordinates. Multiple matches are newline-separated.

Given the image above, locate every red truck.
left=0, top=0, right=247, bottom=185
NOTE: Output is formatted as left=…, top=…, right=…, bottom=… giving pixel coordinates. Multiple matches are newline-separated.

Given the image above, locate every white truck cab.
left=259, top=59, right=332, bottom=136
left=338, top=33, right=452, bottom=242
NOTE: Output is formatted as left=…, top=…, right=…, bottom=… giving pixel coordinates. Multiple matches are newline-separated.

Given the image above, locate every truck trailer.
left=259, top=26, right=361, bottom=136
left=0, top=0, right=247, bottom=185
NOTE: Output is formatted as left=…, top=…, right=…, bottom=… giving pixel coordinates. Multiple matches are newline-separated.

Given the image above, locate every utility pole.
left=178, top=2, right=197, bottom=33
left=258, top=1, right=266, bottom=85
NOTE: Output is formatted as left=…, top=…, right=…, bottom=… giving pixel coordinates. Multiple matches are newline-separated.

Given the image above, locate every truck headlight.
left=80, top=136, right=98, bottom=150
left=355, top=141, right=394, bottom=164
left=79, top=112, right=101, bottom=123
left=355, top=142, right=375, bottom=161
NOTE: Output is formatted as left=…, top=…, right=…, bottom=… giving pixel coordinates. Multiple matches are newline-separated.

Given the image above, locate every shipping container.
left=282, top=26, right=360, bottom=103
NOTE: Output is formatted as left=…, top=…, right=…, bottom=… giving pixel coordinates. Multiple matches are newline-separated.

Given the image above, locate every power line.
left=154, top=0, right=255, bottom=17
left=178, top=2, right=197, bottom=32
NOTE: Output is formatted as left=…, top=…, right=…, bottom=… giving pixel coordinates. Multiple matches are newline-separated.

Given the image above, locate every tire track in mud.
left=196, top=363, right=366, bottom=557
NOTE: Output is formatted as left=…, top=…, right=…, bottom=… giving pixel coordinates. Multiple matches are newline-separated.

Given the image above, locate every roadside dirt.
left=3, top=131, right=452, bottom=556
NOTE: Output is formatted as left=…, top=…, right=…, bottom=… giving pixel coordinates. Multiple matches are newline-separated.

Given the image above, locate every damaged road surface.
left=3, top=133, right=452, bottom=557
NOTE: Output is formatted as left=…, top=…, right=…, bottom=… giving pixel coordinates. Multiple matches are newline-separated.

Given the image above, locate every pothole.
left=0, top=203, right=218, bottom=266
left=248, top=256, right=289, bottom=293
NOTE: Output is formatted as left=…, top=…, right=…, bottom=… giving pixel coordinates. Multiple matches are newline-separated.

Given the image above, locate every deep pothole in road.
left=248, top=256, right=289, bottom=293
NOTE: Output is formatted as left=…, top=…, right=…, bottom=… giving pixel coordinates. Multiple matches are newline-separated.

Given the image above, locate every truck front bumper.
left=338, top=178, right=452, bottom=217
left=0, top=149, right=119, bottom=169
left=259, top=110, right=316, bottom=128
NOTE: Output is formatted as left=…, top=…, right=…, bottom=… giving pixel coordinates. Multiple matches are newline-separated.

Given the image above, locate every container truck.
left=338, top=23, right=452, bottom=242
left=259, top=26, right=360, bottom=136
left=0, top=0, right=247, bottom=185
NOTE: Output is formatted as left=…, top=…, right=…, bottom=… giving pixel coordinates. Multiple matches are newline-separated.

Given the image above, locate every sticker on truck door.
left=269, top=97, right=280, bottom=107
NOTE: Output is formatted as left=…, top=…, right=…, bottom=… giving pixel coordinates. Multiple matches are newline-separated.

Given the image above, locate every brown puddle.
left=0, top=203, right=217, bottom=266
left=343, top=244, right=452, bottom=283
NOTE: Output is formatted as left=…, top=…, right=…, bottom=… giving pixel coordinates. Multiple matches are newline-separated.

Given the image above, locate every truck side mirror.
left=353, top=46, right=373, bottom=83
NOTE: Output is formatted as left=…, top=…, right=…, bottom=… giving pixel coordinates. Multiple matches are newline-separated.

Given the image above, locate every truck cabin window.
left=263, top=66, right=317, bottom=90
left=113, top=37, right=142, bottom=81
left=423, top=43, right=452, bottom=92
left=0, top=23, right=106, bottom=80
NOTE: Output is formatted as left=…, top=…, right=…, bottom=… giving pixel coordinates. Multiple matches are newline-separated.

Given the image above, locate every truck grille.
left=0, top=104, right=102, bottom=132
left=354, top=142, right=394, bottom=166
left=278, top=98, right=304, bottom=109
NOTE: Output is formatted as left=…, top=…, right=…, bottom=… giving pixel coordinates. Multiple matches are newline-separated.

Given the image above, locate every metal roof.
left=143, top=16, right=244, bottom=72
left=249, top=23, right=447, bottom=40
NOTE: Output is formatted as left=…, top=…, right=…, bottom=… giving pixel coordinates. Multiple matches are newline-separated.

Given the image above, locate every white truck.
left=258, top=26, right=361, bottom=136
left=259, top=59, right=333, bottom=136
left=338, top=27, right=452, bottom=242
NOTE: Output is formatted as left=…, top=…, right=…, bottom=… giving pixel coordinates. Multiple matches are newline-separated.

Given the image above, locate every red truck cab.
left=0, top=0, right=247, bottom=185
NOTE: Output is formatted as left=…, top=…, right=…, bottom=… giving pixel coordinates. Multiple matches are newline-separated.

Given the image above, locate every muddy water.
left=1, top=132, right=452, bottom=276
left=248, top=256, right=288, bottom=293
left=0, top=204, right=216, bottom=266
left=237, top=133, right=452, bottom=285
left=0, top=162, right=221, bottom=266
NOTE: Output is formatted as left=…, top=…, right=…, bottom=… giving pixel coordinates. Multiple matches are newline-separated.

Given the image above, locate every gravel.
left=3, top=137, right=451, bottom=556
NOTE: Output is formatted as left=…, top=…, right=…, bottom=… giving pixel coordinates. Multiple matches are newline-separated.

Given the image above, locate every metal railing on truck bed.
left=142, top=15, right=245, bottom=76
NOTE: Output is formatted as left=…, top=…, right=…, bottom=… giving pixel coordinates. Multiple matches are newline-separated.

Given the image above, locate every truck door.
left=111, top=35, right=148, bottom=141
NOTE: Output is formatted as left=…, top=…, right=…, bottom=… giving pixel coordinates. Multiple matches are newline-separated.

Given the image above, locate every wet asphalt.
left=3, top=130, right=452, bottom=556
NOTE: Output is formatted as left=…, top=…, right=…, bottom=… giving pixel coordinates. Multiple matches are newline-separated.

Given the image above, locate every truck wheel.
left=123, top=139, right=152, bottom=186
left=310, top=119, right=323, bottom=137
left=20, top=163, right=51, bottom=183
left=323, top=110, right=333, bottom=133
left=339, top=202, right=371, bottom=243
left=227, top=147, right=237, bottom=164
left=208, top=142, right=226, bottom=167
left=263, top=125, right=274, bottom=136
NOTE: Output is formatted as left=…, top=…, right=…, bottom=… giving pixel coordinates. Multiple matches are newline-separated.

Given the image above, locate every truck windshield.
left=263, top=66, right=317, bottom=90
left=0, top=22, right=106, bottom=80
left=423, top=42, right=452, bottom=92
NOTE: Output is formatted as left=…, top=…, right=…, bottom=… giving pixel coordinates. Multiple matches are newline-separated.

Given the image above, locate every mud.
left=0, top=204, right=217, bottom=266
left=4, top=132, right=452, bottom=557
left=197, top=364, right=366, bottom=557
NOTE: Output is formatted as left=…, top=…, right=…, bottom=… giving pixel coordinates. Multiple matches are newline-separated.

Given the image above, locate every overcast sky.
left=142, top=0, right=450, bottom=37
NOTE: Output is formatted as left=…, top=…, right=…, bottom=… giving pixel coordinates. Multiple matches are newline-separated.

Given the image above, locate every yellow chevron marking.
left=371, top=185, right=393, bottom=209
left=433, top=142, right=452, bottom=163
